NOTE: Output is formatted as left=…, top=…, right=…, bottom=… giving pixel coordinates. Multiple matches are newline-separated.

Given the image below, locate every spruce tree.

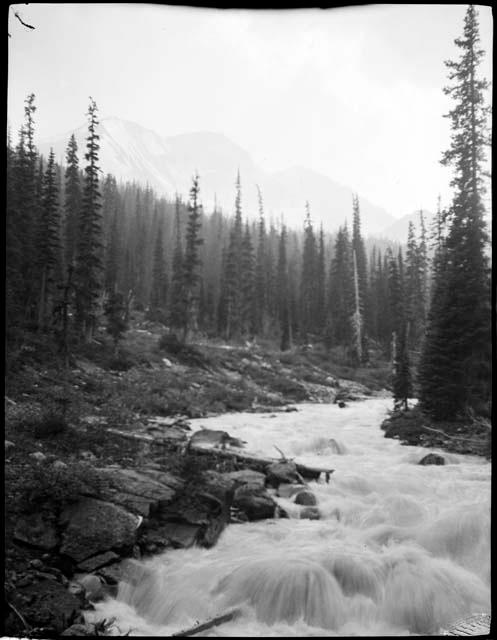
left=419, top=5, right=491, bottom=420
left=316, top=224, right=327, bottom=333
left=224, top=171, right=244, bottom=339
left=277, top=224, right=291, bottom=351
left=169, top=195, right=186, bottom=331
left=240, top=222, right=256, bottom=338
left=328, top=223, right=354, bottom=346
left=300, top=202, right=318, bottom=342
left=37, top=148, right=62, bottom=330
left=18, top=94, right=39, bottom=320
left=181, top=174, right=203, bottom=342
left=74, top=98, right=103, bottom=342
left=393, top=321, right=412, bottom=411
left=352, top=194, right=369, bottom=358
left=64, top=134, right=82, bottom=269
left=254, top=186, right=269, bottom=336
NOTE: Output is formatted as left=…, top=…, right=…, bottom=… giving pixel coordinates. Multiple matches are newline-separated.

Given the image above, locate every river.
left=89, top=398, right=491, bottom=636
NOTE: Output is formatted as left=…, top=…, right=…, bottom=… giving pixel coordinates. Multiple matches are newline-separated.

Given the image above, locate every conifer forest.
left=4, top=5, right=492, bottom=637
left=6, top=5, right=491, bottom=422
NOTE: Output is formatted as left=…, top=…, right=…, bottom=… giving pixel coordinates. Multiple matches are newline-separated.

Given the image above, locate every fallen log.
left=421, top=424, right=490, bottom=445
left=172, top=609, right=241, bottom=637
left=187, top=442, right=334, bottom=482
left=105, top=428, right=334, bottom=481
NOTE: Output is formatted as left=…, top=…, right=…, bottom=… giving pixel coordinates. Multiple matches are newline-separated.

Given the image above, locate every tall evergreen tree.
left=328, top=223, right=354, bottom=346
left=315, top=224, right=327, bottom=332
left=169, top=195, right=186, bottom=331
left=18, top=94, right=39, bottom=320
left=74, top=98, right=104, bottom=342
left=254, top=186, right=269, bottom=336
left=181, top=174, right=203, bottom=342
left=240, top=222, right=256, bottom=338
left=352, top=194, right=369, bottom=359
left=277, top=225, right=291, bottom=351
left=224, top=171, right=244, bottom=339
left=64, top=134, right=82, bottom=269
left=37, top=148, right=62, bottom=330
left=419, top=5, right=491, bottom=420
left=300, top=202, right=318, bottom=342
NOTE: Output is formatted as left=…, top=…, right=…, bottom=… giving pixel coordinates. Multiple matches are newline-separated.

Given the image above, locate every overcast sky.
left=7, top=3, right=493, bottom=218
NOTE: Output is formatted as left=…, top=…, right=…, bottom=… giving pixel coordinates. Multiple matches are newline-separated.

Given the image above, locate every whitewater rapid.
left=89, top=398, right=491, bottom=636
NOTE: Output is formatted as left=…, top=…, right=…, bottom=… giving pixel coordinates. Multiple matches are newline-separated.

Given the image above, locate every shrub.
left=33, top=411, right=68, bottom=439
left=7, top=460, right=112, bottom=513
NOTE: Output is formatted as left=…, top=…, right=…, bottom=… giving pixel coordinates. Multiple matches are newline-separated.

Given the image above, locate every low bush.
left=33, top=411, right=68, bottom=439
left=6, top=460, right=111, bottom=513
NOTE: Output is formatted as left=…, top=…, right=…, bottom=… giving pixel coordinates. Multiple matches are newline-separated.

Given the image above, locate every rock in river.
left=60, top=497, right=140, bottom=562
left=419, top=453, right=445, bottom=466
left=294, top=490, right=318, bottom=506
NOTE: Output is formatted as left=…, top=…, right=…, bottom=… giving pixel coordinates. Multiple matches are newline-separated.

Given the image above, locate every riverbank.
left=380, top=405, right=491, bottom=459
left=5, top=317, right=490, bottom=636
left=4, top=318, right=390, bottom=637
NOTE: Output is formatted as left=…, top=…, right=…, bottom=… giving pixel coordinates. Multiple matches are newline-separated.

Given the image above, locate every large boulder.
left=294, top=490, right=318, bottom=506
left=77, top=551, right=120, bottom=573
left=150, top=522, right=200, bottom=549
left=266, top=461, right=302, bottom=488
left=233, top=484, right=277, bottom=521
left=14, top=512, right=59, bottom=551
left=158, top=489, right=229, bottom=548
left=60, top=498, right=140, bottom=562
left=419, top=453, right=445, bottom=466
left=98, top=467, right=179, bottom=516
left=224, top=469, right=266, bottom=488
left=190, top=428, right=246, bottom=449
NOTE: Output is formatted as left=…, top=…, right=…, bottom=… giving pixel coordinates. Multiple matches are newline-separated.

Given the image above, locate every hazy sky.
left=8, top=3, right=493, bottom=218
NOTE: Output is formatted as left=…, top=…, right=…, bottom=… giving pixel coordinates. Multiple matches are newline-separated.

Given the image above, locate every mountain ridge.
left=38, top=116, right=398, bottom=236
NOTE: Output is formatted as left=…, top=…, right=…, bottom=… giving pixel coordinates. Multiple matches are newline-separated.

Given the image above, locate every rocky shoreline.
left=4, top=414, right=340, bottom=637
left=10, top=322, right=487, bottom=637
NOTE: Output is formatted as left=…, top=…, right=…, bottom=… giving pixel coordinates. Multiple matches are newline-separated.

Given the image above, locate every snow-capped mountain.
left=38, top=116, right=396, bottom=235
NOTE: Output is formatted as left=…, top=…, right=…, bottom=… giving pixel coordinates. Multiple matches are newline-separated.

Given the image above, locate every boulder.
left=74, top=573, right=105, bottom=601
left=419, top=453, right=445, bottom=466
left=224, top=469, right=266, bottom=488
left=190, top=428, right=246, bottom=449
left=52, top=460, right=68, bottom=470
left=266, top=461, right=302, bottom=488
left=294, top=490, right=318, bottom=506
left=201, top=470, right=238, bottom=504
left=153, top=522, right=200, bottom=549
left=30, top=451, right=47, bottom=462
left=98, top=467, right=178, bottom=516
left=5, top=439, right=15, bottom=452
left=14, top=512, right=59, bottom=551
left=233, top=485, right=277, bottom=521
left=77, top=551, right=120, bottom=573
left=60, top=497, right=140, bottom=562
left=300, top=507, right=321, bottom=520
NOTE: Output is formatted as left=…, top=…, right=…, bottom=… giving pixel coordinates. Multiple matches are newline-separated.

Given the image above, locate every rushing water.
left=90, top=398, right=491, bottom=636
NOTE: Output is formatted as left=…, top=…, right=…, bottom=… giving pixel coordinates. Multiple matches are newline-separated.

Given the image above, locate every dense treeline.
left=7, top=96, right=426, bottom=362
left=5, top=7, right=490, bottom=424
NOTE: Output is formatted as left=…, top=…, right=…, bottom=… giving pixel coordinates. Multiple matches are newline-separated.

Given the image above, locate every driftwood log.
left=106, top=428, right=334, bottom=482
left=171, top=609, right=241, bottom=637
